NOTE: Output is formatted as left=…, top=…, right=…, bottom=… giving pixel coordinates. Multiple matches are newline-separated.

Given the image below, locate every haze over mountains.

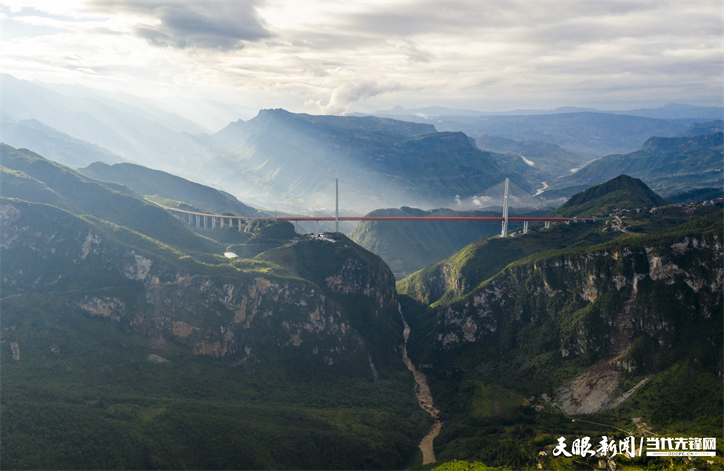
left=5, top=74, right=721, bottom=216
left=358, top=111, right=705, bottom=156
left=546, top=123, right=723, bottom=197
left=364, top=103, right=724, bottom=120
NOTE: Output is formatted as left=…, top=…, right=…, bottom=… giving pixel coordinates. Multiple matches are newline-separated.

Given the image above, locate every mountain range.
left=0, top=144, right=429, bottom=469
left=366, top=102, right=723, bottom=121
left=2, top=138, right=722, bottom=469
left=397, top=178, right=722, bottom=467
left=198, top=109, right=531, bottom=212
left=2, top=74, right=723, bottom=469
left=78, top=162, right=262, bottom=217
left=356, top=112, right=701, bottom=156
left=7, top=73, right=721, bottom=217
left=552, top=130, right=723, bottom=196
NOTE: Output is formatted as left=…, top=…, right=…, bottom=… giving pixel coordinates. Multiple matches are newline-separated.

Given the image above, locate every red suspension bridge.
left=160, top=179, right=596, bottom=237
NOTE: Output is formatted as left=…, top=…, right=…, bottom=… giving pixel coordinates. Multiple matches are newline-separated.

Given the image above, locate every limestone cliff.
left=415, top=214, right=722, bottom=413
left=1, top=199, right=402, bottom=376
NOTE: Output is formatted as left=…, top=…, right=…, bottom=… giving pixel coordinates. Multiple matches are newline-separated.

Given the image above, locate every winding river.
left=401, top=316, right=442, bottom=465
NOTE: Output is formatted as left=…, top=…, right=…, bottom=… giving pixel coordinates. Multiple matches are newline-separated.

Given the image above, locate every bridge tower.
left=335, top=178, right=339, bottom=233
left=501, top=178, right=509, bottom=238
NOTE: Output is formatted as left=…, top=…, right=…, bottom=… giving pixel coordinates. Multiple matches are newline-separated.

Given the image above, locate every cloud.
left=472, top=196, right=492, bottom=206
left=89, top=1, right=271, bottom=50
left=3, top=1, right=721, bottom=113
left=315, top=80, right=405, bottom=115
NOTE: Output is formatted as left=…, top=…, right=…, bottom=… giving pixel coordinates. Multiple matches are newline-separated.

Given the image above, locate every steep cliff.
left=1, top=198, right=397, bottom=377
left=400, top=208, right=723, bottom=467
left=0, top=148, right=428, bottom=469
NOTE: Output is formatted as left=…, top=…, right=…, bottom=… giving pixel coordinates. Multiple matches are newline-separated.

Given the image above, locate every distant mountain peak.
left=556, top=175, right=666, bottom=217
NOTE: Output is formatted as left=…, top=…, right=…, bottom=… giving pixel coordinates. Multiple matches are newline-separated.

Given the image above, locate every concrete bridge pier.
left=501, top=178, right=510, bottom=238
left=523, top=221, right=529, bottom=234
left=545, top=221, right=550, bottom=229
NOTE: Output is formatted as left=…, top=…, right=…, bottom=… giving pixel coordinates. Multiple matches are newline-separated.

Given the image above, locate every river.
left=534, top=181, right=549, bottom=197
left=401, top=316, right=442, bottom=465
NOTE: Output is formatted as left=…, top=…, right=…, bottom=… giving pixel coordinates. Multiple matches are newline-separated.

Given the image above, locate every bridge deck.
left=160, top=205, right=594, bottom=222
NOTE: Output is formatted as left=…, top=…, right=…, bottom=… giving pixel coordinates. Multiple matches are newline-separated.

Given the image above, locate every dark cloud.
left=89, top=1, right=271, bottom=50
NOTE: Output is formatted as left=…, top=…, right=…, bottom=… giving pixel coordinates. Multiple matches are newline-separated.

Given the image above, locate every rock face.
left=10, top=342, right=20, bottom=361
left=0, top=199, right=400, bottom=378
left=413, top=214, right=722, bottom=413
left=430, top=232, right=722, bottom=356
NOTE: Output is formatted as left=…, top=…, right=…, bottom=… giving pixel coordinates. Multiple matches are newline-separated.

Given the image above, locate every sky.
left=2, top=0, right=722, bottom=119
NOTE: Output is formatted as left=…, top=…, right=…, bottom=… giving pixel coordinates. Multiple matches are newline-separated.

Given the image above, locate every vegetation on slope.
left=554, top=175, right=667, bottom=217
left=402, top=210, right=723, bottom=468
left=555, top=133, right=723, bottom=195
left=350, top=207, right=504, bottom=278
left=1, top=146, right=431, bottom=469
left=665, top=187, right=723, bottom=205
left=79, top=162, right=261, bottom=216
left=396, top=176, right=722, bottom=469
left=1, top=144, right=222, bottom=255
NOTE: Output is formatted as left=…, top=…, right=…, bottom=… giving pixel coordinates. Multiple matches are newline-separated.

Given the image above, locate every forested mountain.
left=554, top=132, right=723, bottom=195
left=349, top=206, right=550, bottom=279
left=2, top=137, right=722, bottom=469
left=78, top=162, right=261, bottom=216
left=396, top=178, right=722, bottom=468
left=0, top=144, right=429, bottom=469
left=666, top=187, right=724, bottom=205
left=554, top=175, right=667, bottom=217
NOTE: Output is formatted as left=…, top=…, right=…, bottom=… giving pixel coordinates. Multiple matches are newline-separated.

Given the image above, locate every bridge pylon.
left=501, top=178, right=509, bottom=238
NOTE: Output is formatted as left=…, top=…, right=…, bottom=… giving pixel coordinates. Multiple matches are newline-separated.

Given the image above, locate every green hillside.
left=395, top=177, right=723, bottom=468
left=1, top=146, right=430, bottom=469
left=555, top=133, right=723, bottom=195
left=554, top=175, right=667, bottom=217
left=401, top=209, right=722, bottom=468
left=255, top=232, right=405, bottom=374
left=349, top=207, right=502, bottom=278
left=349, top=207, right=550, bottom=279
left=665, top=187, right=723, bottom=205
left=79, top=162, right=261, bottom=216
left=0, top=144, right=220, bottom=255
left=398, top=217, right=616, bottom=307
